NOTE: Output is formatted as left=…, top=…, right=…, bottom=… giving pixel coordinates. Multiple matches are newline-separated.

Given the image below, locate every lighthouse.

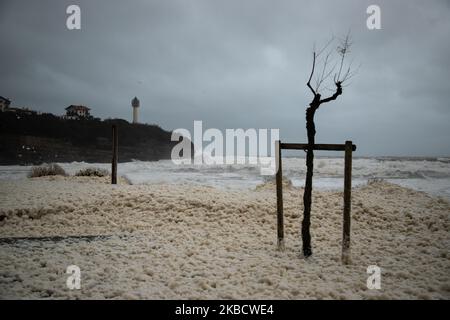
left=131, top=96, right=140, bottom=124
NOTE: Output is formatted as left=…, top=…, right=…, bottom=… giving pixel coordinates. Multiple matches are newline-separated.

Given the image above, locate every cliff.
left=0, top=112, right=182, bottom=165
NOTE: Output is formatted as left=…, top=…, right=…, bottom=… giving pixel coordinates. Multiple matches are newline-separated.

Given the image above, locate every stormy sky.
left=1, top=0, right=449, bottom=156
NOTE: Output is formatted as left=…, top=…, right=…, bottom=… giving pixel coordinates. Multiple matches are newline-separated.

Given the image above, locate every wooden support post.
left=342, top=140, right=353, bottom=264
left=111, top=124, right=118, bottom=185
left=275, top=140, right=284, bottom=251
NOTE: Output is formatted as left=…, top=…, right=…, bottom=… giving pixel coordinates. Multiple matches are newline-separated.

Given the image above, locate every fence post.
left=275, top=140, right=284, bottom=251
left=342, top=140, right=353, bottom=264
left=111, top=124, right=118, bottom=185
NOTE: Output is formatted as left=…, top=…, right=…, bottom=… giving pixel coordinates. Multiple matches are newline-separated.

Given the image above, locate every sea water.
left=0, top=157, right=449, bottom=200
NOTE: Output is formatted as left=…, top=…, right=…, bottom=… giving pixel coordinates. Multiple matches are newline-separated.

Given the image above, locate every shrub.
left=75, top=167, right=109, bottom=177
left=367, top=178, right=384, bottom=185
left=28, top=163, right=67, bottom=178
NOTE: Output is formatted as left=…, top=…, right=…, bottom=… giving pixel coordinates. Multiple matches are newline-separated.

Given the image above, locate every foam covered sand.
left=0, top=176, right=449, bottom=299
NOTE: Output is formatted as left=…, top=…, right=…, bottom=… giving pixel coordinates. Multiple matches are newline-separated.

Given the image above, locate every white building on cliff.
left=131, top=97, right=140, bottom=124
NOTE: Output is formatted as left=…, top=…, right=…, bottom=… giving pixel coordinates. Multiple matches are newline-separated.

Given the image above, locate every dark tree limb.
left=319, top=81, right=343, bottom=104
left=306, top=52, right=317, bottom=96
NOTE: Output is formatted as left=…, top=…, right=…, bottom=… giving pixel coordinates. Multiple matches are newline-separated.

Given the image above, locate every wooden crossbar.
left=280, top=143, right=356, bottom=152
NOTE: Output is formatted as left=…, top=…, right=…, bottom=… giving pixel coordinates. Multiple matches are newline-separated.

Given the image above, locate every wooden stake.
left=342, top=140, right=353, bottom=264
left=111, top=124, right=118, bottom=185
left=275, top=140, right=284, bottom=250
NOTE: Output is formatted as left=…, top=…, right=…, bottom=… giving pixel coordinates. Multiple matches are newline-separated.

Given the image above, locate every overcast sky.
left=1, top=0, right=449, bottom=156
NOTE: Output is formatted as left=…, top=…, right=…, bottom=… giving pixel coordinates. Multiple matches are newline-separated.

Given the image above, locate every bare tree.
left=302, top=33, right=357, bottom=257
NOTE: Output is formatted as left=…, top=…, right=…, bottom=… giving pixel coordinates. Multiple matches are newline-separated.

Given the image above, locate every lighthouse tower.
left=131, top=96, right=140, bottom=124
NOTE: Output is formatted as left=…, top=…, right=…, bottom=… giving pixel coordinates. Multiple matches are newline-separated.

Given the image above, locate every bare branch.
left=341, top=61, right=361, bottom=84
left=315, top=51, right=337, bottom=92
left=315, top=51, right=330, bottom=91
left=306, top=51, right=317, bottom=96
left=306, top=32, right=357, bottom=98
left=308, top=35, right=335, bottom=95
left=316, top=35, right=335, bottom=58
left=335, top=31, right=352, bottom=82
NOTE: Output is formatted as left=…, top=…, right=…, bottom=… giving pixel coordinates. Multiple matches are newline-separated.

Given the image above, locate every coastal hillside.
left=0, top=112, right=181, bottom=165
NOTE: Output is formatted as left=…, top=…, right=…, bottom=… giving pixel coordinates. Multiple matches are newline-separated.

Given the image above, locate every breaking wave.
left=0, top=156, right=449, bottom=199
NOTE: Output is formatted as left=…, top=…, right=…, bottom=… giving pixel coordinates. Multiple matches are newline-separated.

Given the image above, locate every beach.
left=0, top=176, right=449, bottom=299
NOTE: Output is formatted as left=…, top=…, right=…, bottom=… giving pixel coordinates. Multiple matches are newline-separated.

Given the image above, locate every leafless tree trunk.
left=302, top=34, right=356, bottom=257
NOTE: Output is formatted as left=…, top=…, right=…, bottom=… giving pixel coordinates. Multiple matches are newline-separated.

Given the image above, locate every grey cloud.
left=0, top=0, right=449, bottom=156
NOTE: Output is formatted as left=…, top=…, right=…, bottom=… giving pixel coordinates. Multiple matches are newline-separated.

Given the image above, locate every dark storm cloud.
left=1, top=0, right=449, bottom=156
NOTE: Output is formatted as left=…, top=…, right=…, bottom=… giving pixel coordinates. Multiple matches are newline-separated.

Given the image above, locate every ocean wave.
left=1, top=157, right=449, bottom=199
